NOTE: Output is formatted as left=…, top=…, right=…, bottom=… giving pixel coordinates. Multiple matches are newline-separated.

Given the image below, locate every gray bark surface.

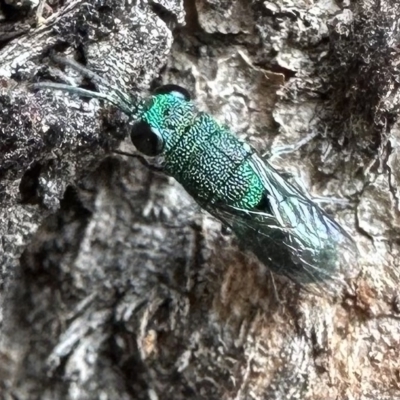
left=1, top=0, right=400, bottom=399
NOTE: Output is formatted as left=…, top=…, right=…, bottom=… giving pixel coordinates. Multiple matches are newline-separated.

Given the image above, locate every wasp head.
left=131, top=84, right=193, bottom=157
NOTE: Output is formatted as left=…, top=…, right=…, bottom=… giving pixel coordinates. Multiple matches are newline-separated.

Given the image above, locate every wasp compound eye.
left=130, top=120, right=164, bottom=156
left=153, top=84, right=191, bottom=101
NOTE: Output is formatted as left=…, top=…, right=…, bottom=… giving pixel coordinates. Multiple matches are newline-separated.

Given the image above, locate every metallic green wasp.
left=32, top=55, right=357, bottom=294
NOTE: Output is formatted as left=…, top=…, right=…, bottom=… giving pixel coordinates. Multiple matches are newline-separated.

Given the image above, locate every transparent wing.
left=203, top=153, right=358, bottom=295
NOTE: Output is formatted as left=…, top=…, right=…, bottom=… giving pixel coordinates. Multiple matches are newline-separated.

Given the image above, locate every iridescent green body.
left=33, top=57, right=357, bottom=294
left=141, top=93, right=264, bottom=210
left=135, top=91, right=355, bottom=291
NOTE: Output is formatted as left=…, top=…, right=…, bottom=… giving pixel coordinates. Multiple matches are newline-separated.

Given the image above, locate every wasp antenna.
left=50, top=54, right=110, bottom=87
left=31, top=82, right=135, bottom=115
left=48, top=54, right=143, bottom=118
left=33, top=55, right=144, bottom=117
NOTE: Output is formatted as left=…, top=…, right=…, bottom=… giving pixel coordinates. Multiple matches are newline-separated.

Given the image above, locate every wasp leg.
left=310, top=196, right=351, bottom=205
left=268, top=271, right=281, bottom=303
left=112, top=150, right=165, bottom=173
left=276, top=170, right=350, bottom=205
left=263, top=131, right=319, bottom=161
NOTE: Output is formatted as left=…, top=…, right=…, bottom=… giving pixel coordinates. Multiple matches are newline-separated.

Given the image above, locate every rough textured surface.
left=1, top=0, right=400, bottom=399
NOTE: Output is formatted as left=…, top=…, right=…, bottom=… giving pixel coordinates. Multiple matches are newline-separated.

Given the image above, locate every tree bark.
left=1, top=0, right=399, bottom=399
